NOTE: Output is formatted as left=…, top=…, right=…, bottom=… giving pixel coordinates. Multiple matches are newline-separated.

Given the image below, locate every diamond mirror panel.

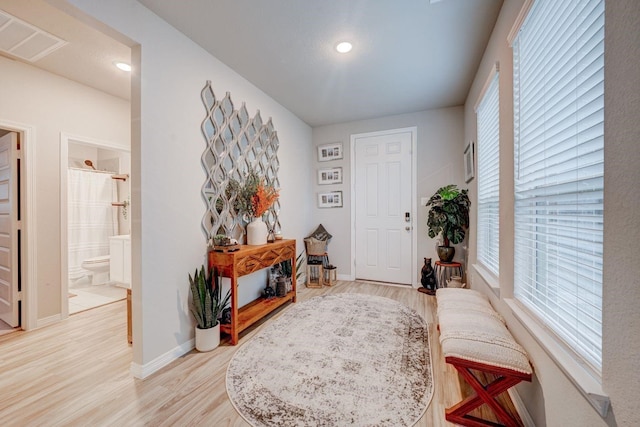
left=200, top=81, right=281, bottom=243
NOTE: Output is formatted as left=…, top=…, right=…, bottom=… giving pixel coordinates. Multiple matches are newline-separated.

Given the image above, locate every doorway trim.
left=349, top=127, right=418, bottom=287
left=60, top=132, right=130, bottom=319
left=0, top=120, right=36, bottom=330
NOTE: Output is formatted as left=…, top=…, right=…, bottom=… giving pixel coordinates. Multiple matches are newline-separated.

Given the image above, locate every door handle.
left=405, top=226, right=411, bottom=231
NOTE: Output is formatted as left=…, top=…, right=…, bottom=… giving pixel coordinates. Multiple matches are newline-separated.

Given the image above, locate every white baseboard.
left=130, top=338, right=194, bottom=379
left=36, top=314, right=62, bottom=329
left=508, top=388, right=535, bottom=427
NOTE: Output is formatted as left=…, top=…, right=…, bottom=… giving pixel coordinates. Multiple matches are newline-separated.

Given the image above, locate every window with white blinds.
left=476, top=72, right=500, bottom=277
left=513, top=0, right=604, bottom=372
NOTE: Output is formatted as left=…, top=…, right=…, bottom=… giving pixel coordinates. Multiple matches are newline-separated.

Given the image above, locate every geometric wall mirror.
left=200, top=80, right=281, bottom=243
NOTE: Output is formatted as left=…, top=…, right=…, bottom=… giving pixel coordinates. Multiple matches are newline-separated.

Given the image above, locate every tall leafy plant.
left=276, top=251, right=307, bottom=284
left=189, top=265, right=231, bottom=329
left=426, top=184, right=470, bottom=247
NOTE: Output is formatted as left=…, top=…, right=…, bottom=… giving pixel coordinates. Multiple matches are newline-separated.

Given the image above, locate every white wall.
left=602, top=1, right=640, bottom=426
left=0, top=55, right=130, bottom=321
left=63, top=0, right=314, bottom=375
left=464, top=0, right=640, bottom=425
left=312, top=107, right=465, bottom=283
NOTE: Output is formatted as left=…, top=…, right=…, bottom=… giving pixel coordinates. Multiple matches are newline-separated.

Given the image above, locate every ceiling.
left=0, top=0, right=504, bottom=127
left=139, top=0, right=503, bottom=126
left=0, top=0, right=131, bottom=101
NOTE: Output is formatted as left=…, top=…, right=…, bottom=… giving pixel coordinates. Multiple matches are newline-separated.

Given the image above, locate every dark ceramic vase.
left=437, top=245, right=455, bottom=262
left=264, top=284, right=276, bottom=298
left=276, top=278, right=287, bottom=297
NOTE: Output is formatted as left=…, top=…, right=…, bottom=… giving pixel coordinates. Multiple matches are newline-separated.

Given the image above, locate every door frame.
left=60, top=132, right=130, bottom=319
left=349, top=127, right=418, bottom=287
left=0, top=120, right=36, bottom=330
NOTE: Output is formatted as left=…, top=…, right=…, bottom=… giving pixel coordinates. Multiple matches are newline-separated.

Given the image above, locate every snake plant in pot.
left=189, top=265, right=231, bottom=351
left=426, top=184, right=470, bottom=262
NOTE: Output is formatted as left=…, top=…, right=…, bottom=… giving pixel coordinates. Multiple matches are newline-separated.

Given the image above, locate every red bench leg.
left=445, top=356, right=532, bottom=427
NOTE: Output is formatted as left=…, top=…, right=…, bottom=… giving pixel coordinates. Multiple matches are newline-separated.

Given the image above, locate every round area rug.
left=226, top=293, right=433, bottom=426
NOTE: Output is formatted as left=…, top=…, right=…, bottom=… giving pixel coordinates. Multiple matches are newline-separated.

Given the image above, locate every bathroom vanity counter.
left=110, top=235, right=131, bottom=286
left=208, top=239, right=296, bottom=345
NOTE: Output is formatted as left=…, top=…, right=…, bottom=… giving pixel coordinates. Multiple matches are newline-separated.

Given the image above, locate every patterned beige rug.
left=226, top=293, right=433, bottom=426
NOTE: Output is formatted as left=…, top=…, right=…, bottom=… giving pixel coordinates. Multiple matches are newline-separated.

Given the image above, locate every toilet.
left=81, top=255, right=110, bottom=286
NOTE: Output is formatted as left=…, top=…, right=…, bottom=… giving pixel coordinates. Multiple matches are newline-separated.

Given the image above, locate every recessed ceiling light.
left=335, top=42, right=353, bottom=54
left=114, top=62, right=132, bottom=72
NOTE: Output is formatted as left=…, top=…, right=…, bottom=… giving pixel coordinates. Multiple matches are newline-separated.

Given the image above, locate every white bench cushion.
left=436, top=287, right=505, bottom=323
left=437, top=289, right=532, bottom=375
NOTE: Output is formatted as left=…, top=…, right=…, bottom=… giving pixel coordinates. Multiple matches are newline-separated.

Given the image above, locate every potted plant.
left=228, top=168, right=279, bottom=245
left=189, top=265, right=231, bottom=351
left=426, top=184, right=470, bottom=262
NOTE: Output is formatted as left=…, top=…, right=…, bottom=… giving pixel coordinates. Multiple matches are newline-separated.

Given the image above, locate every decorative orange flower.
left=228, top=168, right=279, bottom=219
left=252, top=183, right=279, bottom=218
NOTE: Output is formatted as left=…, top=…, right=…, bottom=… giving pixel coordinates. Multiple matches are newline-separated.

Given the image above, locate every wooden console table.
left=208, top=239, right=296, bottom=345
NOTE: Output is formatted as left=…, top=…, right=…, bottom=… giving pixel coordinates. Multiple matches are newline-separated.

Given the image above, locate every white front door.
left=353, top=129, right=413, bottom=284
left=0, top=132, right=19, bottom=327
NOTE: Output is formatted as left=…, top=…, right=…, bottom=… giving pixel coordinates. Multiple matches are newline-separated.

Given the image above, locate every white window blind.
left=513, top=0, right=604, bottom=372
left=476, top=72, right=500, bottom=276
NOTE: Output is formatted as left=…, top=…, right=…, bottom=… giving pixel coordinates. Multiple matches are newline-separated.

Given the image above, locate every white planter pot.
left=246, top=218, right=268, bottom=245
left=195, top=323, right=220, bottom=352
left=446, top=276, right=466, bottom=288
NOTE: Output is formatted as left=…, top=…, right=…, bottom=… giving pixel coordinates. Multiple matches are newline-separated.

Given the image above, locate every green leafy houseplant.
left=189, top=265, right=231, bottom=329
left=426, top=184, right=470, bottom=262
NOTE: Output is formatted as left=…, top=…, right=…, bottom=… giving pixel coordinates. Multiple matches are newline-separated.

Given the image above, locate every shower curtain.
left=68, top=168, right=118, bottom=281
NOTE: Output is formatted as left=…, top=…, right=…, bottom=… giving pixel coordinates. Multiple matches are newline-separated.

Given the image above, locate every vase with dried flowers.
left=228, top=168, right=279, bottom=245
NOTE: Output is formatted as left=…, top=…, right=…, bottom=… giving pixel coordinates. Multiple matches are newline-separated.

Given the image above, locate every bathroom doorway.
left=61, top=135, right=131, bottom=317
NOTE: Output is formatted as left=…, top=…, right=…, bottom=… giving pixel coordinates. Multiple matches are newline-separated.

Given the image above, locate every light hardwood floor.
left=0, top=281, right=520, bottom=426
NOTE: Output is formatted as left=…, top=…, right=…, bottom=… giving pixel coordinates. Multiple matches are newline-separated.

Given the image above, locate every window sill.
left=472, top=263, right=500, bottom=298
left=504, top=298, right=610, bottom=417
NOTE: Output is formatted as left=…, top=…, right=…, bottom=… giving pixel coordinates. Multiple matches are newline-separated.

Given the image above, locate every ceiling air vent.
left=0, top=9, right=67, bottom=62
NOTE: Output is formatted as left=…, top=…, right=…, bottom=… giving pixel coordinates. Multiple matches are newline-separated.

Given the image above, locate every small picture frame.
left=318, top=191, right=343, bottom=208
left=464, top=141, right=475, bottom=183
left=318, top=143, right=343, bottom=162
left=318, top=167, right=343, bottom=185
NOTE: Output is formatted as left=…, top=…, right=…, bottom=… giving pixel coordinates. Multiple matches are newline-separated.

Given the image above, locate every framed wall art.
left=318, top=191, right=343, bottom=208
left=464, top=141, right=475, bottom=183
left=317, top=142, right=343, bottom=162
left=318, top=167, right=343, bottom=185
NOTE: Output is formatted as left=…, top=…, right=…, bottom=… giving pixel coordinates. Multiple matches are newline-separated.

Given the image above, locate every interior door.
left=0, top=132, right=19, bottom=327
left=354, top=129, right=412, bottom=284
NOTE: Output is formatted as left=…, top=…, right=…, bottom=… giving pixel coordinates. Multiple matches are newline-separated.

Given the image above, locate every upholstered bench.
left=436, top=288, right=532, bottom=427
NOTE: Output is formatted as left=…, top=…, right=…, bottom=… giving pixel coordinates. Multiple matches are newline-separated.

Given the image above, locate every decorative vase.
left=276, top=277, right=287, bottom=297
left=195, top=323, right=220, bottom=352
left=437, top=245, right=455, bottom=262
left=263, top=283, right=276, bottom=298
left=246, top=217, right=268, bottom=245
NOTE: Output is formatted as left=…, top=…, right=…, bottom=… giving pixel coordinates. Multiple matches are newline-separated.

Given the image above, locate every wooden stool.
left=434, top=261, right=463, bottom=288
left=306, top=263, right=324, bottom=288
